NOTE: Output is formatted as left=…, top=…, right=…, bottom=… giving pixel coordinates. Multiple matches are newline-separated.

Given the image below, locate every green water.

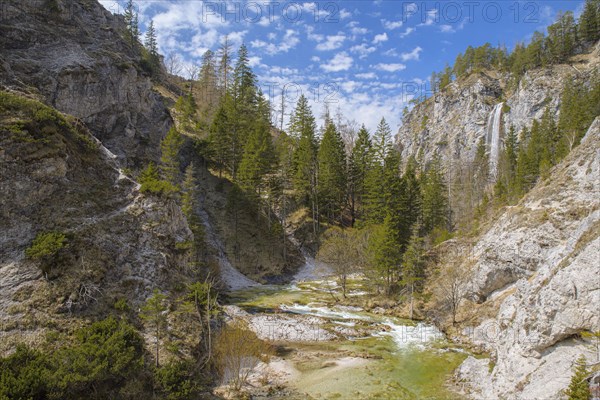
left=226, top=279, right=467, bottom=399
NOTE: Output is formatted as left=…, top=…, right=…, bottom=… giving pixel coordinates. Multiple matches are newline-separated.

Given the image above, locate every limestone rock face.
left=395, top=44, right=599, bottom=171
left=0, top=93, right=195, bottom=353
left=0, top=0, right=172, bottom=167
left=455, top=118, right=600, bottom=400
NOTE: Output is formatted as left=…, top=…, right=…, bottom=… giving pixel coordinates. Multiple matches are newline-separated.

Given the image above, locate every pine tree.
left=144, top=20, right=158, bottom=65
left=363, top=118, right=394, bottom=224
left=238, top=93, right=275, bottom=195
left=396, top=156, right=421, bottom=250
left=402, top=224, right=426, bottom=319
left=140, top=289, right=168, bottom=368
left=371, top=117, right=393, bottom=164
left=217, top=35, right=233, bottom=93
left=198, top=50, right=219, bottom=123
left=182, top=163, right=198, bottom=224
left=317, top=120, right=347, bottom=223
left=123, top=0, right=138, bottom=45
left=289, top=95, right=318, bottom=207
left=421, top=155, right=450, bottom=235
left=349, top=125, right=372, bottom=225
left=367, top=214, right=402, bottom=295
left=579, top=0, right=600, bottom=43
left=565, top=355, right=591, bottom=400
left=160, top=126, right=183, bottom=185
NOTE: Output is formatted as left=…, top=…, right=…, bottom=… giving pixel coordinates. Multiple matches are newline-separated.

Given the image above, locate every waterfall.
left=486, top=103, right=503, bottom=177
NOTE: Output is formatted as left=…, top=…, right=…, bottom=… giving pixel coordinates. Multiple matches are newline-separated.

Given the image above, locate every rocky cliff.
left=454, top=117, right=600, bottom=399
left=0, top=0, right=302, bottom=358
left=0, top=91, right=196, bottom=353
left=0, top=0, right=172, bottom=167
left=396, top=43, right=600, bottom=174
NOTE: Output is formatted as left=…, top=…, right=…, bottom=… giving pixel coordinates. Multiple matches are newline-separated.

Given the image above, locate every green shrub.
left=139, top=163, right=179, bottom=197
left=0, top=317, right=145, bottom=400
left=154, top=360, right=200, bottom=400
left=25, top=232, right=66, bottom=260
left=0, top=345, right=50, bottom=400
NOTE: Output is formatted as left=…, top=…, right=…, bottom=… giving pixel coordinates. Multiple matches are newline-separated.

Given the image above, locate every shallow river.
left=224, top=274, right=469, bottom=399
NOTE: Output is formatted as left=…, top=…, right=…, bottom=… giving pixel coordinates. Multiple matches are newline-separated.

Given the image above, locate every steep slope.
left=396, top=43, right=600, bottom=172
left=0, top=91, right=197, bottom=354
left=455, top=118, right=600, bottom=399
left=0, top=0, right=171, bottom=167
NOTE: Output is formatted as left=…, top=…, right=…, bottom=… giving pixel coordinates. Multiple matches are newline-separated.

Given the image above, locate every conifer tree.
left=396, top=156, right=421, bottom=250
left=289, top=95, right=318, bottom=208
left=421, top=155, right=450, bottom=235
left=565, top=355, right=591, bottom=400
left=160, top=127, right=183, bottom=185
left=349, top=125, right=372, bottom=225
left=238, top=93, right=275, bottom=195
left=363, top=118, right=394, bottom=224
left=579, top=0, right=600, bottom=43
left=198, top=50, right=219, bottom=122
left=367, top=214, right=402, bottom=295
left=144, top=20, right=158, bottom=65
left=140, top=289, right=168, bottom=368
left=123, top=0, right=138, bottom=45
left=317, top=120, right=347, bottom=223
left=402, top=224, right=426, bottom=319
left=217, top=35, right=233, bottom=93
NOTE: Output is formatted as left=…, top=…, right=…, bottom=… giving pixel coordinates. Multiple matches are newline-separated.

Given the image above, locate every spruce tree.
left=396, top=156, right=421, bottom=250
left=317, top=120, right=347, bottom=223
left=402, top=224, right=426, bottom=319
left=140, top=289, right=168, bottom=368
left=349, top=125, right=372, bottom=225
left=579, top=0, right=600, bottom=43
left=198, top=50, right=219, bottom=123
left=367, top=214, right=402, bottom=295
left=238, top=93, right=275, bottom=195
left=565, top=355, right=591, bottom=400
left=289, top=95, right=318, bottom=208
left=144, top=20, right=158, bottom=66
left=123, top=0, right=138, bottom=45
left=217, top=35, right=233, bottom=93
left=421, top=155, right=450, bottom=236
left=160, top=126, right=183, bottom=185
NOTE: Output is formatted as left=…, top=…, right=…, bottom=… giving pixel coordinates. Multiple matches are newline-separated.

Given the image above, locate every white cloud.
left=340, top=80, right=360, bottom=93
left=311, top=56, right=321, bottom=62
left=251, top=29, right=299, bottom=55
left=372, top=32, right=388, bottom=44
left=258, top=15, right=280, bottom=27
left=400, top=46, right=423, bottom=61
left=375, top=63, right=406, bottom=72
left=267, top=32, right=277, bottom=41
left=419, top=9, right=438, bottom=26
left=400, top=27, right=415, bottom=38
left=383, top=48, right=399, bottom=57
left=316, top=34, right=346, bottom=51
left=382, top=19, right=403, bottom=30
left=340, top=9, right=353, bottom=19
left=321, top=52, right=354, bottom=72
left=248, top=56, right=262, bottom=68
left=440, top=24, right=454, bottom=33
left=350, top=43, right=376, bottom=59
left=306, top=25, right=325, bottom=42
left=355, top=72, right=377, bottom=80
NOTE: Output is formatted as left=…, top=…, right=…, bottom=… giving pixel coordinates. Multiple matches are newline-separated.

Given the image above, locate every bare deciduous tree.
left=214, top=321, right=272, bottom=391
left=165, top=51, right=182, bottom=76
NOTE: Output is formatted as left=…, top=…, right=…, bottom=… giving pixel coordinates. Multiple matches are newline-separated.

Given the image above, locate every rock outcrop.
left=455, top=118, right=600, bottom=399
left=0, top=0, right=172, bottom=167
left=0, top=92, right=196, bottom=353
left=396, top=43, right=600, bottom=173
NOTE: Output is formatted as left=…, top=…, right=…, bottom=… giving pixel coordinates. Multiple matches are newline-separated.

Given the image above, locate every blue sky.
left=99, top=0, right=584, bottom=132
